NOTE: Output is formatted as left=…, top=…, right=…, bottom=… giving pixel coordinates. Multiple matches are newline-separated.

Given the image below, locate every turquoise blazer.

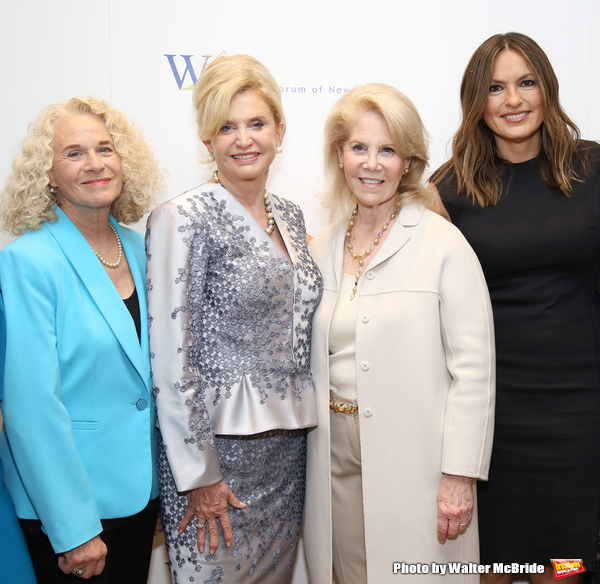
left=0, top=298, right=37, bottom=583
left=0, top=207, right=158, bottom=554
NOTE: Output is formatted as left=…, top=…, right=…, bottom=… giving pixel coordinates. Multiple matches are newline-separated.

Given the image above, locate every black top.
left=437, top=142, right=600, bottom=566
left=123, top=287, right=141, bottom=343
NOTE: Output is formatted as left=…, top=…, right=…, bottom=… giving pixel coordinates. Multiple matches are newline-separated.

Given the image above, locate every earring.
left=49, top=186, right=58, bottom=195
left=339, top=163, right=344, bottom=169
left=276, top=145, right=282, bottom=154
left=207, top=153, right=215, bottom=163
left=403, top=167, right=409, bottom=175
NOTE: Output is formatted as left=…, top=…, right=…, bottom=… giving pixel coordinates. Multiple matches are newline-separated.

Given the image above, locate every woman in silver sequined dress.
left=146, top=55, right=322, bottom=584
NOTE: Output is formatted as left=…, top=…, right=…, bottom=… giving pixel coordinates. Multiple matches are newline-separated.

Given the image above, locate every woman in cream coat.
left=304, top=84, right=495, bottom=583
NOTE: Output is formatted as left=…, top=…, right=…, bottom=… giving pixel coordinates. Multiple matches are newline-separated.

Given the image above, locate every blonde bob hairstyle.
left=2, top=96, right=163, bottom=236
left=193, top=54, right=285, bottom=142
left=323, top=83, right=434, bottom=219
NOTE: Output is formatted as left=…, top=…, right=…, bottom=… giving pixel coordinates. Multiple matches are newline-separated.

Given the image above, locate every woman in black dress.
left=430, top=32, right=600, bottom=584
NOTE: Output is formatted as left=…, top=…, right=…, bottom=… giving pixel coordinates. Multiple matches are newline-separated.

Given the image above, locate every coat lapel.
left=330, top=222, right=347, bottom=289
left=362, top=202, right=424, bottom=271
left=44, top=208, right=150, bottom=390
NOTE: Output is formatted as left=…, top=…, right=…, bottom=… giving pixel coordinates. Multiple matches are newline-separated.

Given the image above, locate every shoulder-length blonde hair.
left=431, top=32, right=586, bottom=207
left=322, top=83, right=434, bottom=219
left=193, top=54, right=285, bottom=142
left=2, top=96, right=163, bottom=235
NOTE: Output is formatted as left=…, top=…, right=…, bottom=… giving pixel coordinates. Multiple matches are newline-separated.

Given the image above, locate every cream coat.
left=304, top=203, right=495, bottom=583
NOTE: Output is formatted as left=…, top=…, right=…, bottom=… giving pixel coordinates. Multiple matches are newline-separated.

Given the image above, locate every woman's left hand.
left=58, top=535, right=107, bottom=578
left=436, top=473, right=474, bottom=543
left=179, top=479, right=246, bottom=555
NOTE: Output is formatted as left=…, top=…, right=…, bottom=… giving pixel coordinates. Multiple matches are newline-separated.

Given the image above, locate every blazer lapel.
left=115, top=221, right=150, bottom=385
left=270, top=201, right=300, bottom=266
left=44, top=208, right=149, bottom=389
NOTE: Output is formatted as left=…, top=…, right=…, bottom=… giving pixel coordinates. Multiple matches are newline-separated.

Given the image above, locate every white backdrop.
left=1, top=1, right=600, bottom=582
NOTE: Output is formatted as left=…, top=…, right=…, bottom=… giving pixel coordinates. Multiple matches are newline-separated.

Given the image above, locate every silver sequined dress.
left=146, top=184, right=322, bottom=584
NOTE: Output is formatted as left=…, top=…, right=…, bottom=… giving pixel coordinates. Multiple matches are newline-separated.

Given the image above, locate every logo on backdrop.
left=165, top=53, right=351, bottom=96
left=164, top=54, right=217, bottom=90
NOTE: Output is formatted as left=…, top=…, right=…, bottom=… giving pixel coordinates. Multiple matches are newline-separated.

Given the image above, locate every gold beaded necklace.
left=345, top=204, right=397, bottom=300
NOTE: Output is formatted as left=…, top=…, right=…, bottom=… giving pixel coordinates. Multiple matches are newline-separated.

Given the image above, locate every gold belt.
left=329, top=399, right=358, bottom=415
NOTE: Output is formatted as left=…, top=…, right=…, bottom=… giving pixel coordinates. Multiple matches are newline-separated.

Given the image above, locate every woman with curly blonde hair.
left=0, top=96, right=163, bottom=583
left=2, top=96, right=160, bottom=235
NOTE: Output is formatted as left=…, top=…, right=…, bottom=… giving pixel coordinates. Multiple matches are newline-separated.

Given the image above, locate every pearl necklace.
left=345, top=205, right=396, bottom=300
left=92, top=223, right=123, bottom=268
left=213, top=170, right=275, bottom=235
left=263, top=192, right=276, bottom=235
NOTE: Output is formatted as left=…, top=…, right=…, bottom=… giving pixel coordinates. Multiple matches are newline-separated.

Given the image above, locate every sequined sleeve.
left=146, top=198, right=223, bottom=492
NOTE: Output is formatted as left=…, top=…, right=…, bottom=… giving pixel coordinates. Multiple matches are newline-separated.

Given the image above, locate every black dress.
left=437, top=143, right=600, bottom=569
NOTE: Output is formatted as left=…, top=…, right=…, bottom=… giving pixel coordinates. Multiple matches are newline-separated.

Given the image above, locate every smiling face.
left=483, top=49, right=543, bottom=162
left=204, top=88, right=285, bottom=190
left=49, top=113, right=123, bottom=219
left=339, top=111, right=409, bottom=213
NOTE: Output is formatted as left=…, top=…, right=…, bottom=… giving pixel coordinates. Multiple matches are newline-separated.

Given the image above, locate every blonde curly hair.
left=2, top=96, right=164, bottom=235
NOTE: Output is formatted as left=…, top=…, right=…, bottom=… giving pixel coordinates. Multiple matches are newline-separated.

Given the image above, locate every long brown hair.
left=431, top=32, right=586, bottom=206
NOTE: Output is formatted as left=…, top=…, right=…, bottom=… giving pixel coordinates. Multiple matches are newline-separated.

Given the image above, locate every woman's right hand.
left=179, top=479, right=246, bottom=555
left=58, top=535, right=107, bottom=578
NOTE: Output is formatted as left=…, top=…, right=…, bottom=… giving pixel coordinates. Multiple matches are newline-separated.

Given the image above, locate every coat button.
left=363, top=408, right=373, bottom=417
left=366, top=271, right=375, bottom=280
left=136, top=398, right=148, bottom=411
left=360, top=361, right=370, bottom=371
left=361, top=315, right=370, bottom=323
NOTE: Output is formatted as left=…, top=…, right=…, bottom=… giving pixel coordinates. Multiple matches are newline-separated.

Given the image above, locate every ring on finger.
left=458, top=521, right=468, bottom=526
left=72, top=567, right=86, bottom=576
left=196, top=522, right=205, bottom=529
